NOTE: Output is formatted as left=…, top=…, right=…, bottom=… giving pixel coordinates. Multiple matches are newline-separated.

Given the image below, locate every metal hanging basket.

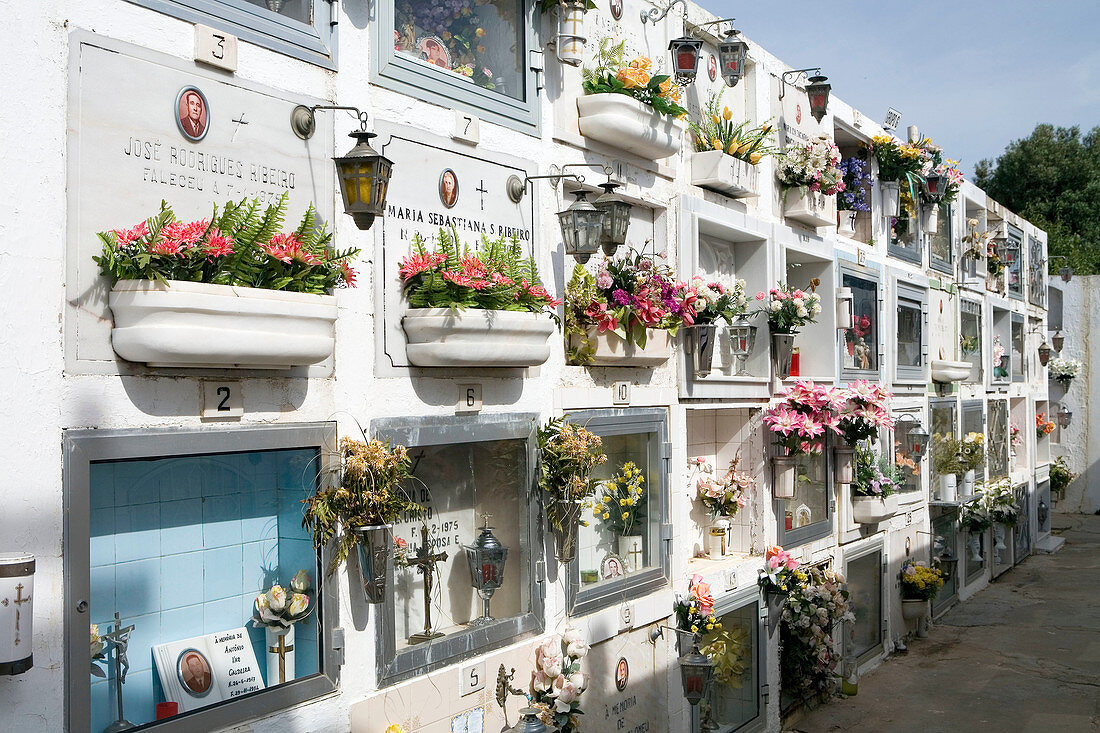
left=352, top=524, right=392, bottom=604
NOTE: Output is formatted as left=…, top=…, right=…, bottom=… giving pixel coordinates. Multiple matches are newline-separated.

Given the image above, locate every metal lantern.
left=593, top=181, right=632, bottom=257
left=716, top=30, right=748, bottom=87
left=679, top=639, right=714, bottom=706
left=727, top=314, right=757, bottom=376
left=1060, top=265, right=1073, bottom=282
left=1038, top=341, right=1052, bottom=367
left=924, top=172, right=945, bottom=203
left=805, top=74, right=831, bottom=123
left=896, top=415, right=930, bottom=460
left=509, top=708, right=549, bottom=733
left=557, top=191, right=604, bottom=264
left=0, top=554, right=33, bottom=676
left=835, top=287, right=854, bottom=331
left=1052, top=331, right=1065, bottom=352
left=1057, top=406, right=1073, bottom=429
left=669, top=36, right=703, bottom=84
left=464, top=518, right=509, bottom=627
left=333, top=130, right=394, bottom=231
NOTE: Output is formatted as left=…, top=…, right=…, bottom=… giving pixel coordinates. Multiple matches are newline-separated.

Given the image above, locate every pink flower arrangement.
left=759, top=545, right=800, bottom=593
left=693, top=456, right=754, bottom=518
left=756, top=282, right=823, bottom=334
left=529, top=627, right=589, bottom=729
left=674, top=574, right=720, bottom=634
left=764, top=380, right=895, bottom=454
left=834, top=380, right=894, bottom=445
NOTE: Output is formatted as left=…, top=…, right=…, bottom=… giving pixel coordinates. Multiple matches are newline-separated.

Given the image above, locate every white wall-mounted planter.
left=851, top=493, right=899, bottom=525
left=783, top=187, right=835, bottom=228
left=575, top=327, right=673, bottom=366
left=577, top=93, right=685, bottom=160
left=931, top=359, right=972, bottom=383
left=689, top=151, right=760, bottom=198
left=108, top=280, right=337, bottom=369
left=880, top=181, right=901, bottom=218
left=402, top=308, right=555, bottom=367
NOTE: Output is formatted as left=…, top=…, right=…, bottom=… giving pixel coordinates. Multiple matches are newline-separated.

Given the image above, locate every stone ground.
left=787, top=513, right=1100, bottom=733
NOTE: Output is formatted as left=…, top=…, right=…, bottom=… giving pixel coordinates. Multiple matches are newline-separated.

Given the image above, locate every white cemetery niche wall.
left=393, top=439, right=527, bottom=646
left=373, top=122, right=536, bottom=374
left=696, top=230, right=768, bottom=379
left=784, top=249, right=836, bottom=380
left=65, top=35, right=335, bottom=376
left=929, top=286, right=958, bottom=365
left=584, top=625, right=671, bottom=733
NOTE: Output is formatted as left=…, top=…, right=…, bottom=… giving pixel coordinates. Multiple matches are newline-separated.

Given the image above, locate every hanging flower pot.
left=783, top=187, right=835, bottom=228
left=921, top=204, right=940, bottom=232
left=765, top=590, right=786, bottom=637
left=555, top=1, right=587, bottom=67
left=690, top=150, right=761, bottom=198
left=577, top=327, right=674, bottom=367
left=549, top=499, right=586, bottom=564
left=901, top=599, right=930, bottom=621
left=577, top=94, right=686, bottom=160
left=837, top=210, right=858, bottom=238
left=880, top=181, right=901, bottom=218
left=833, top=445, right=856, bottom=485
left=937, top=474, right=957, bottom=503
left=851, top=493, right=899, bottom=525
left=351, top=524, right=393, bottom=604
left=684, top=324, right=718, bottom=378
left=402, top=308, right=556, bottom=367
left=773, top=454, right=797, bottom=499
left=771, top=332, right=797, bottom=380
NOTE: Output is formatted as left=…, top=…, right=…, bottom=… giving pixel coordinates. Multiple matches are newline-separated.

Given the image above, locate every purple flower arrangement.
left=837, top=157, right=872, bottom=212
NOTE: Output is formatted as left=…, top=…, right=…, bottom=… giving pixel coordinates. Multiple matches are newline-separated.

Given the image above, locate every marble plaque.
left=584, top=625, right=669, bottom=733
left=65, top=33, right=335, bottom=375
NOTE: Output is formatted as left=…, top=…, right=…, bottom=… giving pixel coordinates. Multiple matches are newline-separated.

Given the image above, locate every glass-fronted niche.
left=930, top=400, right=957, bottom=491
left=65, top=425, right=339, bottom=733
left=376, top=0, right=539, bottom=130
left=1013, top=484, right=1031, bottom=562
left=372, top=414, right=541, bottom=685
left=960, top=300, right=982, bottom=383
left=987, top=400, right=1009, bottom=478
left=961, top=401, right=984, bottom=480
left=895, top=284, right=927, bottom=382
left=931, top=512, right=958, bottom=616
left=845, top=545, right=883, bottom=664
left=1028, top=235, right=1046, bottom=307
left=697, top=588, right=763, bottom=733
left=892, top=410, right=924, bottom=495
left=840, top=268, right=880, bottom=379
left=1004, top=225, right=1024, bottom=299
left=888, top=198, right=921, bottom=264
left=567, top=409, right=670, bottom=616
left=778, top=449, right=832, bottom=547
left=1011, top=314, right=1026, bottom=382
left=124, top=0, right=336, bottom=67
left=929, top=203, right=953, bottom=273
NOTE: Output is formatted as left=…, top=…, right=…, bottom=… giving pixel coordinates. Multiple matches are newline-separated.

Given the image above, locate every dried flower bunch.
left=302, top=437, right=422, bottom=575
left=776, top=135, right=844, bottom=194
left=95, top=193, right=358, bottom=294
left=688, top=91, right=775, bottom=164
left=900, top=560, right=944, bottom=601
left=538, top=418, right=608, bottom=532
left=931, top=434, right=964, bottom=477
left=582, top=39, right=687, bottom=118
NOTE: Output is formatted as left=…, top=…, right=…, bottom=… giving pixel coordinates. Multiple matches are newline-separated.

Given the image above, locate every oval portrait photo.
left=177, top=648, right=213, bottom=696
left=176, top=86, right=210, bottom=142
left=439, top=168, right=459, bottom=209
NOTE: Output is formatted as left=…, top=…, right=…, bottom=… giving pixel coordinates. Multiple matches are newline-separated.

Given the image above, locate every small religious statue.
left=103, top=611, right=136, bottom=733
left=407, top=524, right=448, bottom=644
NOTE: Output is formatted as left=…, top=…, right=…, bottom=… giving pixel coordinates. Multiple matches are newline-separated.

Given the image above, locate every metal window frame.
left=776, top=436, right=834, bottom=548
left=1005, top=224, right=1025, bottom=300
left=838, top=263, right=883, bottom=382
left=886, top=198, right=922, bottom=265
left=960, top=298, right=984, bottom=383
left=842, top=538, right=886, bottom=666
left=931, top=510, right=959, bottom=615
left=562, top=408, right=671, bottom=617
left=370, top=413, right=544, bottom=687
left=894, top=282, right=928, bottom=383
left=891, top=406, right=926, bottom=498
left=124, top=0, right=337, bottom=69
left=1027, top=234, right=1046, bottom=307
left=929, top=397, right=958, bottom=487
left=1010, top=313, right=1026, bottom=383
left=929, top=202, right=954, bottom=275
left=371, top=0, right=542, bottom=134
left=63, top=423, right=341, bottom=732
left=987, top=398, right=1010, bottom=480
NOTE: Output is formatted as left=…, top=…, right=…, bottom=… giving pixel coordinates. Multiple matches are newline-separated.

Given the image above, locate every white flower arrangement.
left=1049, top=357, right=1081, bottom=381
left=776, top=135, right=845, bottom=195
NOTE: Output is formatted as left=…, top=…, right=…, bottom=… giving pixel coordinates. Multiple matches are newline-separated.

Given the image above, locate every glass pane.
left=841, top=274, right=878, bottom=373
left=1028, top=235, right=1046, bottom=306
left=394, top=0, right=525, bottom=101
left=930, top=203, right=952, bottom=266
left=962, top=404, right=983, bottom=437
left=393, top=439, right=528, bottom=647
left=578, top=432, right=660, bottom=589
left=932, top=513, right=957, bottom=613
left=1011, top=319, right=1025, bottom=380
left=784, top=452, right=828, bottom=533
left=703, top=601, right=759, bottom=730
left=930, top=403, right=956, bottom=486
left=960, top=302, right=982, bottom=383
left=242, top=0, right=312, bottom=24
left=892, top=416, right=920, bottom=494
left=1013, top=485, right=1030, bottom=560
left=1005, top=228, right=1023, bottom=296
left=88, top=449, right=322, bottom=731
left=896, top=300, right=922, bottom=369
left=987, top=401, right=1009, bottom=478
left=847, top=551, right=882, bottom=659
left=889, top=206, right=918, bottom=258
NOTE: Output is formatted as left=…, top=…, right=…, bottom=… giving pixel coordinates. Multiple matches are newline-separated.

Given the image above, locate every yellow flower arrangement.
left=594, top=461, right=648, bottom=535
left=687, top=92, right=775, bottom=164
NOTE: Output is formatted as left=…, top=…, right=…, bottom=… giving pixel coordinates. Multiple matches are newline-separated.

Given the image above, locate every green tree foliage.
left=975, top=124, right=1100, bottom=275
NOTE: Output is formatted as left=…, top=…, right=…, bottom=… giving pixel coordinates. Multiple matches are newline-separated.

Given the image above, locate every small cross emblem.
left=231, top=113, right=250, bottom=142
left=3, top=583, right=32, bottom=646
left=475, top=180, right=488, bottom=211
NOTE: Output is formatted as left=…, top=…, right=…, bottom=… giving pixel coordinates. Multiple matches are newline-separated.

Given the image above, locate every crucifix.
left=103, top=611, right=136, bottom=733
left=475, top=179, right=488, bottom=211
left=407, top=524, right=448, bottom=644
left=267, top=629, right=295, bottom=684
left=625, top=541, right=643, bottom=571
left=1, top=582, right=31, bottom=647
left=230, top=112, right=249, bottom=142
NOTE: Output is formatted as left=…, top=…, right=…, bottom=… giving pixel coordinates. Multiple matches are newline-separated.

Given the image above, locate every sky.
left=696, top=0, right=1100, bottom=177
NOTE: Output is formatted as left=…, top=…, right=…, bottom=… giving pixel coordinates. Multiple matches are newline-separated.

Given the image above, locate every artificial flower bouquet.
left=836, top=157, right=872, bottom=212
left=688, top=274, right=750, bottom=326
left=399, top=229, right=560, bottom=316
left=959, top=432, right=987, bottom=473
left=1036, top=412, right=1056, bottom=440
left=763, top=380, right=839, bottom=455
left=755, top=282, right=822, bottom=334
left=700, top=625, right=750, bottom=687
left=961, top=219, right=995, bottom=262
left=529, top=628, right=590, bottom=733
left=564, top=251, right=695, bottom=364
left=992, top=336, right=1008, bottom=379
left=958, top=494, right=992, bottom=533
left=868, top=134, right=929, bottom=183
left=851, top=443, right=900, bottom=498
left=581, top=39, right=687, bottom=118
left=675, top=574, right=720, bottom=635
left=1048, top=357, right=1081, bottom=385
left=1009, top=422, right=1022, bottom=455
left=758, top=545, right=800, bottom=597
left=900, top=560, right=944, bottom=601
left=688, top=93, right=775, bottom=164
left=834, top=380, right=894, bottom=446
left=95, top=194, right=358, bottom=293
left=692, top=456, right=754, bottom=518
left=538, top=417, right=608, bottom=535
left=776, top=135, right=844, bottom=195
left=302, top=438, right=422, bottom=576
left=982, top=478, right=1018, bottom=526
left=778, top=565, right=852, bottom=703
left=931, top=434, right=964, bottom=478
left=594, top=461, right=647, bottom=535
left=253, top=570, right=313, bottom=628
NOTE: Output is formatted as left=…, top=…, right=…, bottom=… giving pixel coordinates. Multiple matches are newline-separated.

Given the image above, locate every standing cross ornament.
left=103, top=611, right=136, bottom=732
left=407, top=524, right=449, bottom=644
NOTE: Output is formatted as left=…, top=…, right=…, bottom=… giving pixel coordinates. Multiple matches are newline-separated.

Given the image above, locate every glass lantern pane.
left=393, top=0, right=526, bottom=101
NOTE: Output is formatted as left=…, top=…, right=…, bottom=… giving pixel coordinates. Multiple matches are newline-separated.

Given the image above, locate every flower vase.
left=685, top=324, right=718, bottom=378
left=555, top=1, right=587, bottom=66
left=352, top=524, right=392, bottom=604
left=921, top=205, right=939, bottom=232
left=968, top=532, right=984, bottom=562
left=705, top=520, right=729, bottom=559
left=265, top=625, right=295, bottom=685
left=771, top=332, right=797, bottom=380
left=618, top=535, right=644, bottom=573
left=993, top=524, right=1007, bottom=552
left=838, top=210, right=858, bottom=237
left=881, top=181, right=901, bottom=218
left=960, top=470, right=976, bottom=498
left=550, top=499, right=585, bottom=564
left=937, top=474, right=957, bottom=503
left=834, top=446, right=856, bottom=485
left=772, top=455, right=797, bottom=499
left=765, top=591, right=786, bottom=637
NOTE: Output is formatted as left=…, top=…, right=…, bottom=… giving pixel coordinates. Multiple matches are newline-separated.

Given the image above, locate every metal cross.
left=626, top=542, right=643, bottom=570
left=475, top=180, right=488, bottom=210
left=267, top=632, right=295, bottom=684
left=231, top=112, right=249, bottom=142
left=1, top=583, right=31, bottom=646
left=407, top=524, right=449, bottom=644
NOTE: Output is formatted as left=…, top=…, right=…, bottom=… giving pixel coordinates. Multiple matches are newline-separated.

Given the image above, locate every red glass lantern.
left=716, top=30, right=748, bottom=87
left=805, top=74, right=831, bottom=123
left=669, top=36, right=703, bottom=84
